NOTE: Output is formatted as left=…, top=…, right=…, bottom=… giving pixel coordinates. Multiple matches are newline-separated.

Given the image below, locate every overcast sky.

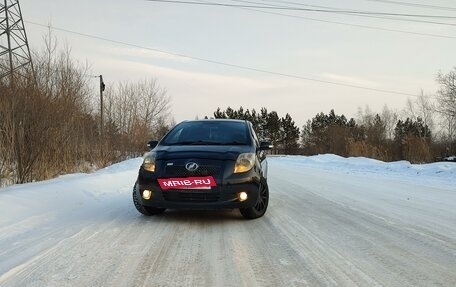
left=19, top=0, right=456, bottom=127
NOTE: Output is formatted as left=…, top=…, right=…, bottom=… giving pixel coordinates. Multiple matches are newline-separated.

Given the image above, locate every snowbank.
left=272, top=154, right=456, bottom=186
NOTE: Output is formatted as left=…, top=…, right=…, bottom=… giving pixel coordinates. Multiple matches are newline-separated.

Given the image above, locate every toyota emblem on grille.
left=185, top=162, right=199, bottom=172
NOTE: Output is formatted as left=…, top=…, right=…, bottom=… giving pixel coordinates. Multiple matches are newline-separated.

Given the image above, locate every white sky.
left=19, top=0, right=456, bottom=127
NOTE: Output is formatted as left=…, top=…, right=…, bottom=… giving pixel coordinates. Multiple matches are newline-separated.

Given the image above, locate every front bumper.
left=136, top=171, right=261, bottom=209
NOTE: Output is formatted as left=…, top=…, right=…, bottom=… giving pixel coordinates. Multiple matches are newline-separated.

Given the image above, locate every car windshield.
left=161, top=121, right=250, bottom=146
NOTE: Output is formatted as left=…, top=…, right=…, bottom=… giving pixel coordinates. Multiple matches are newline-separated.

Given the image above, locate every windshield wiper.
left=167, top=140, right=222, bottom=146
left=220, top=141, right=247, bottom=145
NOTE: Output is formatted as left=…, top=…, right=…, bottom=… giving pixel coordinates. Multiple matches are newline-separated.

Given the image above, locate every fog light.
left=238, top=192, right=248, bottom=202
left=142, top=189, right=152, bottom=200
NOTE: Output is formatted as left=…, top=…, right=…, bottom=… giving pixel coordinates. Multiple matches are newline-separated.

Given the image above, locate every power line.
left=250, top=0, right=456, bottom=27
left=147, top=0, right=456, bottom=27
left=261, top=0, right=456, bottom=12
left=145, top=0, right=456, bottom=19
left=365, top=0, right=456, bottom=12
left=26, top=20, right=421, bottom=98
left=229, top=0, right=456, bottom=37
left=334, top=13, right=456, bottom=28
left=218, top=0, right=456, bottom=39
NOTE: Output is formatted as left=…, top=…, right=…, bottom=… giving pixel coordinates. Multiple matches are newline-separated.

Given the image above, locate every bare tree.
left=381, top=105, right=399, bottom=140
left=104, top=79, right=172, bottom=156
left=404, top=90, right=436, bottom=132
left=435, top=68, right=456, bottom=153
left=1, top=34, right=97, bottom=185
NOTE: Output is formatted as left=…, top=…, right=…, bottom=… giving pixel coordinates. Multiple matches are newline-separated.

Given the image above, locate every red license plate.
left=158, top=176, right=217, bottom=190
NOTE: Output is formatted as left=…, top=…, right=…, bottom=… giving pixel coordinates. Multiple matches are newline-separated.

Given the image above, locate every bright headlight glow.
left=238, top=192, right=248, bottom=202
left=143, top=153, right=156, bottom=172
left=142, top=189, right=152, bottom=200
left=234, top=153, right=255, bottom=173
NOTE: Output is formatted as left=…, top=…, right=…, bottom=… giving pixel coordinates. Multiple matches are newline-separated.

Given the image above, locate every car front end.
left=135, top=145, right=263, bottom=210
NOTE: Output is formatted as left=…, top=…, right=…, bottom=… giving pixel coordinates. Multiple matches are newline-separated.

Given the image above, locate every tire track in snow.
left=1, top=158, right=456, bottom=286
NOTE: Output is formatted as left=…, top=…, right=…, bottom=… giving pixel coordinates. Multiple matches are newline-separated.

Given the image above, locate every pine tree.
left=280, top=113, right=300, bottom=154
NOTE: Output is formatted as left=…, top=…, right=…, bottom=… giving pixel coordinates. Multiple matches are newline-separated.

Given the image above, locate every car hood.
left=154, top=144, right=253, bottom=161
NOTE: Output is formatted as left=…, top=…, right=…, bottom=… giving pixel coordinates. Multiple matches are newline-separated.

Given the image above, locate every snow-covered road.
left=0, top=156, right=455, bottom=287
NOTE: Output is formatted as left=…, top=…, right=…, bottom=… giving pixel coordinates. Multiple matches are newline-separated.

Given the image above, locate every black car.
left=132, top=119, right=272, bottom=219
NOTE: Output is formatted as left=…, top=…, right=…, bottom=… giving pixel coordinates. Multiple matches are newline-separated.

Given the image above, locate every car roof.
left=181, top=119, right=249, bottom=124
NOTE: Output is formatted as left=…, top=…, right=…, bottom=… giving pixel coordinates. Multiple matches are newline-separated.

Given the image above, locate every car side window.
left=250, top=124, right=260, bottom=148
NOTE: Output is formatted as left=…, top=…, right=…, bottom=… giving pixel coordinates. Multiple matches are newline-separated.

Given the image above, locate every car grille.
left=162, top=191, right=220, bottom=202
left=160, top=161, right=223, bottom=203
left=164, top=165, right=221, bottom=177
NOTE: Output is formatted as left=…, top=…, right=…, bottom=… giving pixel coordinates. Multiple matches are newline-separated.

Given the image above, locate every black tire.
left=132, top=184, right=166, bottom=216
left=239, top=178, right=269, bottom=219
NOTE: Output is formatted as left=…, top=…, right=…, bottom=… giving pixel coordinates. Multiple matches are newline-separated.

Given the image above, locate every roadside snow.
left=0, top=158, right=142, bottom=280
left=273, top=154, right=456, bottom=187
left=0, top=158, right=142, bottom=224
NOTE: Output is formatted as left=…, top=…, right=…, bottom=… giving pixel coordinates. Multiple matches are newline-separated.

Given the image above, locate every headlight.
left=234, top=153, right=255, bottom=173
left=143, top=152, right=156, bottom=172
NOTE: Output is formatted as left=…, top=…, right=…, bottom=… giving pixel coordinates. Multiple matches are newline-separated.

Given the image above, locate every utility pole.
left=99, top=75, right=105, bottom=138
left=0, top=0, right=34, bottom=81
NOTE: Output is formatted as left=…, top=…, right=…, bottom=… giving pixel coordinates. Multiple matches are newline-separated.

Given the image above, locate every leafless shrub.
left=104, top=79, right=171, bottom=158
left=0, top=36, right=172, bottom=187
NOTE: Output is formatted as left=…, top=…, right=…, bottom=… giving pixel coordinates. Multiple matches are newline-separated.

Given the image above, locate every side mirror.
left=147, top=140, right=159, bottom=150
left=259, top=141, right=273, bottom=151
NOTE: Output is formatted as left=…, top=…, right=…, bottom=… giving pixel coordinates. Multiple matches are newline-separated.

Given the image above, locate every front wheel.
left=239, top=178, right=269, bottom=219
left=132, top=184, right=166, bottom=216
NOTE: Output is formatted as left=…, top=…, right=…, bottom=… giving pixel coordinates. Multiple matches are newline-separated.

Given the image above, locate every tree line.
left=212, top=65, right=456, bottom=163
left=301, top=109, right=435, bottom=162
left=0, top=36, right=172, bottom=186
